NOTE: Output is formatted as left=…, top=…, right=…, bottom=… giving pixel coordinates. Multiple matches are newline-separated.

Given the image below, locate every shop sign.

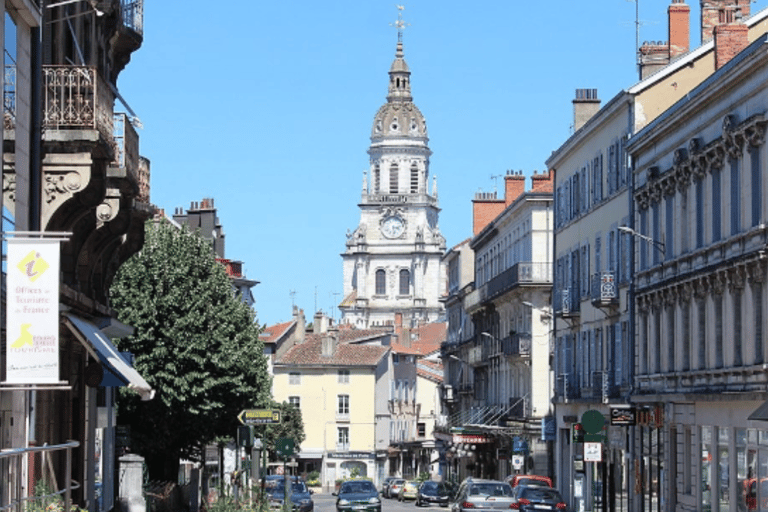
left=452, top=434, right=492, bottom=444
left=512, top=455, right=524, bottom=470
left=541, top=416, right=556, bottom=441
left=326, top=452, right=374, bottom=460
left=610, top=405, right=636, bottom=426
left=6, top=238, right=61, bottom=384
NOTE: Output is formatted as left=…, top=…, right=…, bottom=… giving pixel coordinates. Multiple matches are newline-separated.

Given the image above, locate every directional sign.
left=238, top=409, right=281, bottom=425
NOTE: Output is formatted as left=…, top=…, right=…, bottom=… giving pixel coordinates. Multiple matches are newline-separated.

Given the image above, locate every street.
left=312, top=491, right=445, bottom=512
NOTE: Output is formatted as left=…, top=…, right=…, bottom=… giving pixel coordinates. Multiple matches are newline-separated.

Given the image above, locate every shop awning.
left=64, top=313, right=154, bottom=401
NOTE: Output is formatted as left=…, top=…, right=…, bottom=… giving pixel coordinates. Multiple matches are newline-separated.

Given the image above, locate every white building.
left=340, top=24, right=445, bottom=329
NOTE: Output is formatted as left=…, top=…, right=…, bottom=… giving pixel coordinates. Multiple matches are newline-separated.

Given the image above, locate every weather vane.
left=390, top=5, right=410, bottom=43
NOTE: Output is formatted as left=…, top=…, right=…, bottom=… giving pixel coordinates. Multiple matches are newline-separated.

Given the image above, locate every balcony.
left=465, top=262, right=551, bottom=313
left=335, top=443, right=350, bottom=452
left=112, top=113, right=139, bottom=183
left=121, top=0, right=144, bottom=36
left=591, top=271, right=619, bottom=308
left=554, top=288, right=580, bottom=318
left=501, top=334, right=531, bottom=358
left=556, top=374, right=579, bottom=400
left=43, top=66, right=115, bottom=143
left=361, top=192, right=437, bottom=206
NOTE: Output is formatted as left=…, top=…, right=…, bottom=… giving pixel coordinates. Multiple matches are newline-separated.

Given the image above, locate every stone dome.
left=370, top=40, right=428, bottom=141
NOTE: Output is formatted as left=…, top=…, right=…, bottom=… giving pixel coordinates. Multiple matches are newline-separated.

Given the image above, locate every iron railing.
left=554, top=287, right=580, bottom=316
left=0, top=440, right=80, bottom=512
left=501, top=334, right=531, bottom=358
left=43, top=65, right=115, bottom=142
left=121, top=0, right=144, bottom=36
left=112, top=112, right=139, bottom=181
left=591, top=271, right=619, bottom=306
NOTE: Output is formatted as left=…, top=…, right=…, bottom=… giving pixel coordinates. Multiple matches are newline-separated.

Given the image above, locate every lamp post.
left=618, top=225, right=665, bottom=257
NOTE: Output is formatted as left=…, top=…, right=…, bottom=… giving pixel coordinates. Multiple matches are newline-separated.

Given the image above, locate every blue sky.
left=118, top=0, right=766, bottom=327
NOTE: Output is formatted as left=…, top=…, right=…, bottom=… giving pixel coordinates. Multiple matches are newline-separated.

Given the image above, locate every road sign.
left=238, top=409, right=281, bottom=425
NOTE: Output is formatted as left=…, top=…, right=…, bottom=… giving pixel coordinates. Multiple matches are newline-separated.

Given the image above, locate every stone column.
left=118, top=454, right=146, bottom=512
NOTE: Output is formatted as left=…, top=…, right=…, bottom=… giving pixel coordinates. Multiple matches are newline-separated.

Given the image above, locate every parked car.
left=510, top=486, right=567, bottom=511
left=505, top=475, right=553, bottom=489
left=334, top=480, right=381, bottom=512
left=268, top=479, right=314, bottom=512
left=415, top=481, right=451, bottom=507
left=450, top=478, right=516, bottom=512
left=381, top=476, right=399, bottom=498
left=398, top=480, right=420, bottom=501
left=387, top=478, right=406, bottom=499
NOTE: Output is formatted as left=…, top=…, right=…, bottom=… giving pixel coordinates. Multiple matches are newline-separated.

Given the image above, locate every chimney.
left=314, top=311, right=329, bottom=334
left=504, top=170, right=526, bottom=207
left=321, top=332, right=338, bottom=357
left=530, top=170, right=555, bottom=194
left=573, top=89, right=600, bottom=132
left=701, top=0, right=750, bottom=43
left=294, top=306, right=306, bottom=344
left=669, top=0, right=690, bottom=59
left=472, top=191, right=505, bottom=236
left=714, top=22, right=748, bottom=69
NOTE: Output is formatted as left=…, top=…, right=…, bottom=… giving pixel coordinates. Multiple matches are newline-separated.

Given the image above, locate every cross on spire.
left=391, top=5, right=410, bottom=43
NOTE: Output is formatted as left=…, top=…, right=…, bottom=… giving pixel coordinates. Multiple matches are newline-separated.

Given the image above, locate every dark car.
left=334, top=480, right=381, bottom=512
left=510, top=486, right=567, bottom=511
left=268, top=479, right=314, bottom=512
left=415, top=481, right=451, bottom=507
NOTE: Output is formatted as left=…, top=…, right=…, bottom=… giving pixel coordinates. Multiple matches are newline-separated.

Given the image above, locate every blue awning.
left=64, top=313, right=154, bottom=401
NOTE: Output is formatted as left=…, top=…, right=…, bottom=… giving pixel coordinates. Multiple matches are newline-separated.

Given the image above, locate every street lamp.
left=618, top=225, right=665, bottom=256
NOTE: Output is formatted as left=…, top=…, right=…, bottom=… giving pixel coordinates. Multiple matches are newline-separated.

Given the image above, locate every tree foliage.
left=110, top=220, right=271, bottom=480
left=258, top=401, right=306, bottom=454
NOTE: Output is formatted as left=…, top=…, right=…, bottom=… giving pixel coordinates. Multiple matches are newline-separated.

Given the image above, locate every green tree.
left=258, top=401, right=306, bottom=454
left=110, top=220, right=271, bottom=480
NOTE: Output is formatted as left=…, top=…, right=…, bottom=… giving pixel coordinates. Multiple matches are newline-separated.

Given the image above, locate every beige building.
left=271, top=319, right=393, bottom=491
left=627, top=27, right=768, bottom=512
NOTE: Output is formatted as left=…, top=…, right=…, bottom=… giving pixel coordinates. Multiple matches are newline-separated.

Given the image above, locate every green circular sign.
left=582, top=410, right=606, bottom=434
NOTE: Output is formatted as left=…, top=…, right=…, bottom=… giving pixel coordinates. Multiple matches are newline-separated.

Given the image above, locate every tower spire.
left=391, top=5, right=410, bottom=43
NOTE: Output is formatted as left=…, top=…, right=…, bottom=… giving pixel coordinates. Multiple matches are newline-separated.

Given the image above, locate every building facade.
left=340, top=25, right=445, bottom=329
left=1, top=1, right=153, bottom=510
left=440, top=170, right=554, bottom=483
left=627, top=30, right=768, bottom=512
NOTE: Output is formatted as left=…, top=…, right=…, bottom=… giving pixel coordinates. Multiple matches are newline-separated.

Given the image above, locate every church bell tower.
left=340, top=8, right=446, bottom=329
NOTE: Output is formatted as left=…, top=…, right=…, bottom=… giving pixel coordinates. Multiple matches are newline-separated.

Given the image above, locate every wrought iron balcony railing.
left=121, top=0, right=144, bottom=36
left=485, top=262, right=553, bottom=301
left=554, top=287, right=580, bottom=317
left=591, top=271, right=619, bottom=307
left=43, top=66, right=115, bottom=142
left=556, top=374, right=579, bottom=400
left=501, top=334, right=531, bottom=358
left=112, top=112, right=139, bottom=182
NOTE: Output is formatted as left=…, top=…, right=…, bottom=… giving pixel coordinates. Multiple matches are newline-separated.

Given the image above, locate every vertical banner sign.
left=6, top=238, right=60, bottom=383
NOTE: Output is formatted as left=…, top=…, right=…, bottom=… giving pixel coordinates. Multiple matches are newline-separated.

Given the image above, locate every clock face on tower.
left=381, top=215, right=405, bottom=238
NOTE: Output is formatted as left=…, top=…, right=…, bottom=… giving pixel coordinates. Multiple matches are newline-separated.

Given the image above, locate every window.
left=667, top=305, right=675, bottom=372
left=338, top=369, right=350, bottom=383
left=393, top=354, right=399, bottom=365
left=375, top=269, right=386, bottom=295
left=289, top=396, right=300, bottom=409
left=399, top=269, right=410, bottom=295
left=751, top=146, right=761, bottom=227
left=730, top=158, right=741, bottom=235
left=665, top=195, right=674, bottom=261
left=734, top=290, right=742, bottom=366
left=682, top=302, right=691, bottom=371
left=712, top=167, right=722, bottom=242
left=338, top=395, right=349, bottom=415
left=652, top=202, right=661, bottom=265
left=410, top=163, right=419, bottom=193
left=373, top=164, right=380, bottom=193
left=417, top=423, right=426, bottom=437
left=696, top=178, right=704, bottom=248
left=289, top=372, right=300, bottom=385
left=715, top=295, right=723, bottom=368
left=755, top=282, right=764, bottom=365
left=338, top=427, right=349, bottom=449
left=390, top=163, right=399, bottom=193
left=698, top=299, right=707, bottom=370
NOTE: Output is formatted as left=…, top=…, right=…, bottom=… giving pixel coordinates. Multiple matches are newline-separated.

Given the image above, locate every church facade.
left=340, top=29, right=446, bottom=329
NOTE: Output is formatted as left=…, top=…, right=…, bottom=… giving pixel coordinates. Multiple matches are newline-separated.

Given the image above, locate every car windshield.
left=422, top=482, right=438, bottom=491
left=520, top=488, right=563, bottom=502
left=275, top=481, right=307, bottom=492
left=342, top=482, right=376, bottom=494
left=469, top=484, right=513, bottom=497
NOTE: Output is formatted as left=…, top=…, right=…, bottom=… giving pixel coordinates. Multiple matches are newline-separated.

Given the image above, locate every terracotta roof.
left=390, top=342, right=423, bottom=355
left=399, top=322, right=446, bottom=356
left=260, top=320, right=295, bottom=344
left=417, top=360, right=444, bottom=384
left=276, top=331, right=389, bottom=367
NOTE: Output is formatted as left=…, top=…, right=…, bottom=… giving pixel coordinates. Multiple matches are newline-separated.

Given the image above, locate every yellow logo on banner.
left=11, top=324, right=33, bottom=348
left=16, top=251, right=50, bottom=282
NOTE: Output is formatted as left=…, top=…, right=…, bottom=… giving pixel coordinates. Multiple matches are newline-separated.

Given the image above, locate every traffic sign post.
left=238, top=409, right=281, bottom=425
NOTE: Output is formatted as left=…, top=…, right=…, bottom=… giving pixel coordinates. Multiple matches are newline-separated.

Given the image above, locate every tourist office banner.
left=6, top=238, right=60, bottom=383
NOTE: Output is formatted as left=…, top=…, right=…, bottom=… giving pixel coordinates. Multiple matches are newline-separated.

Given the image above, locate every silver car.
left=450, top=478, right=516, bottom=512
